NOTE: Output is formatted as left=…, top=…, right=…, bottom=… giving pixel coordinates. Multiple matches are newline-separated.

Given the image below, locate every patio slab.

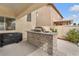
left=57, top=39, right=79, bottom=56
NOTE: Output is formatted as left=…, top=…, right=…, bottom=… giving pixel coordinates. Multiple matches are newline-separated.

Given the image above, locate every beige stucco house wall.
left=36, top=4, right=63, bottom=27
left=36, top=5, right=51, bottom=26
left=16, top=10, right=36, bottom=41
left=50, top=5, right=63, bottom=26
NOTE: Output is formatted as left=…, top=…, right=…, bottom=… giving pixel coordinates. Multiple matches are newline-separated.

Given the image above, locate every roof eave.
left=47, top=3, right=64, bottom=18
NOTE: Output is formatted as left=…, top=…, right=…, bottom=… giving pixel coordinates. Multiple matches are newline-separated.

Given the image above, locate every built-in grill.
left=32, top=26, right=51, bottom=33
left=32, top=27, right=44, bottom=32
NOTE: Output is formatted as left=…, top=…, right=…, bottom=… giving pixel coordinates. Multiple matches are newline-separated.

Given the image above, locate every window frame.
left=27, top=13, right=31, bottom=22
left=0, top=16, right=16, bottom=31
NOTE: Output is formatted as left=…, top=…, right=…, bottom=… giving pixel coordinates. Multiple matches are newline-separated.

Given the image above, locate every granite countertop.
left=27, top=31, right=56, bottom=35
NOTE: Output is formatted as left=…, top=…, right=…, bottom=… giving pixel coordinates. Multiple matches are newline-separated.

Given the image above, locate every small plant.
left=50, top=28, right=57, bottom=32
left=66, top=29, right=79, bottom=44
left=50, top=28, right=54, bottom=32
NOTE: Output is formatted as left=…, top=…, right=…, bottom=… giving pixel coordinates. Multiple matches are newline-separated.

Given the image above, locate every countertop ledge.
left=27, top=31, right=57, bottom=35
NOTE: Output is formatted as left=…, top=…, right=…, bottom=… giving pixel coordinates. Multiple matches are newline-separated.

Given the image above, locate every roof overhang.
left=53, top=20, right=73, bottom=23
left=0, top=3, right=63, bottom=19
left=47, top=3, right=63, bottom=18
left=17, top=3, right=47, bottom=18
left=0, top=3, right=48, bottom=18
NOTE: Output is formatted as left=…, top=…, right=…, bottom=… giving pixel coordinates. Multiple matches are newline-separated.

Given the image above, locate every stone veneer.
left=27, top=31, right=57, bottom=55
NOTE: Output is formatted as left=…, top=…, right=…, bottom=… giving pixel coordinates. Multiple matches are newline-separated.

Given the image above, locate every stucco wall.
left=16, top=11, right=36, bottom=41
left=49, top=5, right=63, bottom=26
left=55, top=26, right=79, bottom=38
left=36, top=6, right=51, bottom=27
left=36, top=5, right=63, bottom=27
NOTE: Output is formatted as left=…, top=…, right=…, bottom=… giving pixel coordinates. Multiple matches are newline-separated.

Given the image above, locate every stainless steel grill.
left=32, top=26, right=51, bottom=33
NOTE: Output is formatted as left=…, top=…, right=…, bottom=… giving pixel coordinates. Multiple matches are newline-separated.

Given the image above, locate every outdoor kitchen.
left=27, top=26, right=57, bottom=55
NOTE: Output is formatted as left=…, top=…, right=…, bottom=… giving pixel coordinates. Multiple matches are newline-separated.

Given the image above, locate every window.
left=27, top=13, right=31, bottom=22
left=5, top=17, right=15, bottom=30
left=0, top=17, right=4, bottom=30
left=0, top=16, right=16, bottom=31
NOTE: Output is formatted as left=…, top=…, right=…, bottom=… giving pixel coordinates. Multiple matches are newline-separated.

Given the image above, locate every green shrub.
left=50, top=28, right=57, bottom=32
left=66, top=29, right=79, bottom=43
left=54, top=29, right=57, bottom=32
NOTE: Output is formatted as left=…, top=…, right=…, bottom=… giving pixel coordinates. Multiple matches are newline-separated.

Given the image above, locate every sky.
left=54, top=3, right=79, bottom=24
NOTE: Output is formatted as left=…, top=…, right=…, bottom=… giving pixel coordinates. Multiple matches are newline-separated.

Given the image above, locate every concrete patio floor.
left=0, top=39, right=79, bottom=56
left=57, top=39, right=79, bottom=56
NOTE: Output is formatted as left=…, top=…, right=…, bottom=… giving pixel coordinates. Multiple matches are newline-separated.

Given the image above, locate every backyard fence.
left=54, top=25, right=79, bottom=38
